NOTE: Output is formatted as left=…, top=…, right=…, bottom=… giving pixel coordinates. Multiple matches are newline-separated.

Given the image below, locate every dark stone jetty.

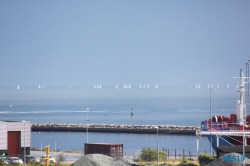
left=31, top=123, right=199, bottom=135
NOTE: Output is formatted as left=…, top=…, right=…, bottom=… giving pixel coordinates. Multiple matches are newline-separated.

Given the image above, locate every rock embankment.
left=32, top=123, right=199, bottom=130
left=31, top=123, right=199, bottom=135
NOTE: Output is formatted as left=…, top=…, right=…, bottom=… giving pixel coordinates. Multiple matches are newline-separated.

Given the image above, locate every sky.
left=0, top=0, right=250, bottom=88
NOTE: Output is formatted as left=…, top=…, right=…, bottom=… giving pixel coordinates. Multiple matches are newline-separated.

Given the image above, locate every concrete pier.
left=31, top=123, right=199, bottom=135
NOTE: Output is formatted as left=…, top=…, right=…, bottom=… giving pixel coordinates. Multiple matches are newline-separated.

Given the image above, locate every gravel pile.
left=206, top=152, right=250, bottom=166
left=72, top=154, right=138, bottom=166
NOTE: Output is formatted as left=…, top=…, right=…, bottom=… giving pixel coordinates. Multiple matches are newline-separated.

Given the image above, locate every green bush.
left=178, top=156, right=199, bottom=166
left=139, top=147, right=166, bottom=162
left=198, top=153, right=216, bottom=166
left=180, top=156, right=189, bottom=163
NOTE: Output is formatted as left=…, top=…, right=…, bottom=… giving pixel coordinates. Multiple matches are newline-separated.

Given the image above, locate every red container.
left=85, top=143, right=123, bottom=158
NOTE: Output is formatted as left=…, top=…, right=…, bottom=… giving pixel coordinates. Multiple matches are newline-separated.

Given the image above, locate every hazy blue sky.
left=0, top=0, right=250, bottom=88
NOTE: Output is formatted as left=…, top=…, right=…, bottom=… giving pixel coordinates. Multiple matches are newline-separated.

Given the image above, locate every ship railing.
left=208, top=129, right=250, bottom=132
left=203, top=121, right=245, bottom=131
left=204, top=122, right=226, bottom=131
left=204, top=122, right=247, bottom=131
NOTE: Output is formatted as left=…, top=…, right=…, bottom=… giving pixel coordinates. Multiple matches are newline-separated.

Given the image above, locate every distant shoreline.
left=31, top=123, right=199, bottom=135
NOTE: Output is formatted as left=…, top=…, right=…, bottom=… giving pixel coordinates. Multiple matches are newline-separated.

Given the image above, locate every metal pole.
left=210, top=88, right=212, bottom=156
left=157, top=127, right=159, bottom=166
left=23, top=121, right=26, bottom=166
left=10, top=105, right=12, bottom=119
left=168, top=148, right=169, bottom=159
left=196, top=136, right=199, bottom=157
left=175, top=148, right=176, bottom=159
left=210, top=88, right=216, bottom=155
left=216, top=135, right=219, bottom=147
left=243, top=105, right=246, bottom=166
left=154, top=126, right=159, bottom=166
left=55, top=142, right=57, bottom=158
left=86, top=108, right=89, bottom=143
left=41, top=141, right=42, bottom=157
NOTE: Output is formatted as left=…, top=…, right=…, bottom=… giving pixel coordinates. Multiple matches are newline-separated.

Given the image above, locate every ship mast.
left=246, top=59, right=250, bottom=115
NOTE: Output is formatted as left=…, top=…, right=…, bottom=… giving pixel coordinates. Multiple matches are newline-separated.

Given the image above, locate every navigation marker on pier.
left=131, top=108, right=134, bottom=119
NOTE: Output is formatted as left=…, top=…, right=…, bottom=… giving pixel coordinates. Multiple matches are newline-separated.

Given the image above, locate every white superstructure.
left=234, top=69, right=247, bottom=126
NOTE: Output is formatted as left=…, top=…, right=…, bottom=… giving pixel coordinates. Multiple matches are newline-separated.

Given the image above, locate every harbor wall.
left=31, top=124, right=199, bottom=135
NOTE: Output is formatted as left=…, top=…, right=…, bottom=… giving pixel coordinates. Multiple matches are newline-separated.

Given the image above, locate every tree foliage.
left=139, top=147, right=166, bottom=162
left=56, top=153, right=66, bottom=163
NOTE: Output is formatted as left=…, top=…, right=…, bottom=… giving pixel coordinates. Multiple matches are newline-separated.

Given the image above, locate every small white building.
left=0, top=121, right=31, bottom=157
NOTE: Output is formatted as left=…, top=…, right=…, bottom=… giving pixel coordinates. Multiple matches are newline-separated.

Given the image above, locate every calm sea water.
left=0, top=86, right=239, bottom=155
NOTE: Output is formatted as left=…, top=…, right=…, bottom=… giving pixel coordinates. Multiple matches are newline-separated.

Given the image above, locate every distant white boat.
left=128, top=84, right=131, bottom=89
left=139, top=84, right=142, bottom=88
left=227, top=84, right=229, bottom=88
left=94, top=84, right=101, bottom=89
left=124, top=84, right=128, bottom=89
left=147, top=84, right=149, bottom=88
left=116, top=84, right=118, bottom=89
left=196, top=84, right=201, bottom=88
left=38, top=84, right=41, bottom=89
left=17, top=85, right=20, bottom=90
left=155, top=84, right=158, bottom=89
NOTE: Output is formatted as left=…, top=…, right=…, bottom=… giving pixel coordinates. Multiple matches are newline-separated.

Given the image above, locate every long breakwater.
left=31, top=123, right=200, bottom=135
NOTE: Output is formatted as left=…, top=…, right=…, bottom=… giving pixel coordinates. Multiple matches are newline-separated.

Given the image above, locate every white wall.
left=0, top=122, right=7, bottom=149
left=0, top=121, right=31, bottom=148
